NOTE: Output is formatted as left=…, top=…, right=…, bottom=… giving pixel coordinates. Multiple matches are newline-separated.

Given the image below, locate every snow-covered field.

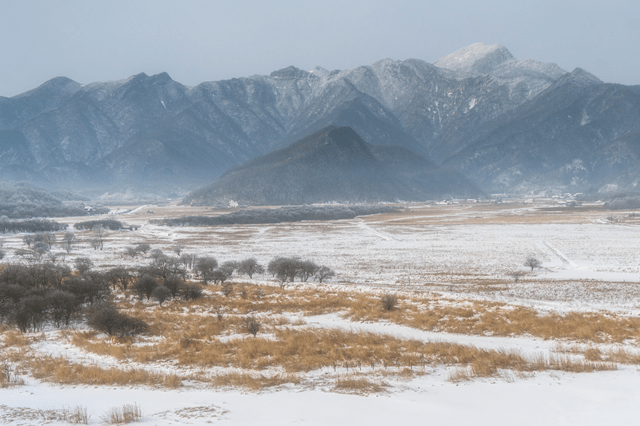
left=3, top=201, right=640, bottom=425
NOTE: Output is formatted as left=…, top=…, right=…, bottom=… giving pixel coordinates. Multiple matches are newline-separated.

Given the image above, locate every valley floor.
left=2, top=200, right=640, bottom=425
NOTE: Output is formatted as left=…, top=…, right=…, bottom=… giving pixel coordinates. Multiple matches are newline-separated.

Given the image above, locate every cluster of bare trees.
left=266, top=257, right=335, bottom=288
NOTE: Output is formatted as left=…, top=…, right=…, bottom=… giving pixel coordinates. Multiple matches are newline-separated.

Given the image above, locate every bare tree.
left=524, top=257, right=542, bottom=271
left=179, top=253, right=197, bottom=270
left=105, top=267, right=133, bottom=291
left=94, top=226, right=107, bottom=250
left=151, top=286, right=171, bottom=305
left=171, top=244, right=184, bottom=256
left=237, top=258, right=264, bottom=279
left=315, top=266, right=335, bottom=283
left=297, top=260, right=318, bottom=282
left=62, top=231, right=75, bottom=253
left=135, top=242, right=151, bottom=255
left=133, top=275, right=159, bottom=300
left=149, top=249, right=165, bottom=263
left=74, top=257, right=94, bottom=274
left=195, top=257, right=218, bottom=284
left=211, top=268, right=232, bottom=286
left=89, top=238, right=101, bottom=250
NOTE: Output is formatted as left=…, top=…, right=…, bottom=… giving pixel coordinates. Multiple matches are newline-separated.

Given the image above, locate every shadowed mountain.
left=182, top=126, right=482, bottom=206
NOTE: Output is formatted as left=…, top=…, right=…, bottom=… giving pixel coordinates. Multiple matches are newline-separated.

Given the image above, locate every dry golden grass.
left=69, top=319, right=615, bottom=382
left=102, top=404, right=142, bottom=424
left=13, top=354, right=182, bottom=388
left=448, top=367, right=471, bottom=383
left=129, top=282, right=640, bottom=344
left=334, top=375, right=387, bottom=394
left=64, top=405, right=89, bottom=425
left=206, top=372, right=300, bottom=390
left=1, top=362, right=25, bottom=388
left=555, top=344, right=640, bottom=365
left=1, top=331, right=33, bottom=348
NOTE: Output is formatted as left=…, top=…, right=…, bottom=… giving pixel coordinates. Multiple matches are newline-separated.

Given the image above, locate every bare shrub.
left=243, top=315, right=261, bottom=337
left=102, top=403, right=142, bottom=424
left=1, top=363, right=25, bottom=388
left=380, top=293, right=398, bottom=311
left=88, top=306, right=149, bottom=337
left=65, top=405, right=89, bottom=424
left=221, top=282, right=234, bottom=297
left=180, top=283, right=203, bottom=300
left=211, top=268, right=232, bottom=286
left=124, top=247, right=138, bottom=258
left=510, top=271, right=524, bottom=283
left=214, top=306, right=225, bottom=321
left=239, top=285, right=249, bottom=299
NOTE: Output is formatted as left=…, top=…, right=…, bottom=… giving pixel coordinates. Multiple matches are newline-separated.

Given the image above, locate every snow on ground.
left=3, top=202, right=640, bottom=424
left=2, top=368, right=640, bottom=425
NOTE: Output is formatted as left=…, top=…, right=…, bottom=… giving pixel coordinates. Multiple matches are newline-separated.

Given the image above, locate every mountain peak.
left=434, top=43, right=514, bottom=74
left=270, top=66, right=309, bottom=79
left=13, top=76, right=81, bottom=99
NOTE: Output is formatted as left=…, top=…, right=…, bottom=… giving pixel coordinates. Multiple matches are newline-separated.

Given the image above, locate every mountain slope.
left=443, top=68, right=640, bottom=192
left=183, top=126, right=482, bottom=206
left=1, top=43, right=638, bottom=195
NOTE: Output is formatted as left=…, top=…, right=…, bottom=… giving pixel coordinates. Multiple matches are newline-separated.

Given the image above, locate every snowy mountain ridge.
left=0, top=42, right=638, bottom=196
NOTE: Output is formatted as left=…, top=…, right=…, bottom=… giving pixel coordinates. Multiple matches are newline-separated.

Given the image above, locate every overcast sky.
left=0, top=0, right=637, bottom=96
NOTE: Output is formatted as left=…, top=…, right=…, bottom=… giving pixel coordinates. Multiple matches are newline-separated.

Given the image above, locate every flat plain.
left=2, top=200, right=640, bottom=425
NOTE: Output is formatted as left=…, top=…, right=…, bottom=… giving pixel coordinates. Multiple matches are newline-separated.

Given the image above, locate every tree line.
left=0, top=218, right=67, bottom=234
left=152, top=205, right=401, bottom=227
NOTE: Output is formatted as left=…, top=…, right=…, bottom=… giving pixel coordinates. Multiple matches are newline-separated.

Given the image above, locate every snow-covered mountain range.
left=1, top=42, right=638, bottom=195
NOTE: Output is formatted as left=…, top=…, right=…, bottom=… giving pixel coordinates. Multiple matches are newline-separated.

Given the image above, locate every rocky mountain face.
left=183, top=126, right=482, bottom=206
left=0, top=42, right=638, bottom=195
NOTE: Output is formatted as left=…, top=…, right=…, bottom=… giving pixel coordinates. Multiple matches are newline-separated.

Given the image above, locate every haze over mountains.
left=183, top=126, right=481, bottom=206
left=0, top=42, right=638, bottom=196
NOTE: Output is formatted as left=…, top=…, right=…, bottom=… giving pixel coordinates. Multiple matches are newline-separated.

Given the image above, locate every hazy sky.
left=0, top=0, right=638, bottom=96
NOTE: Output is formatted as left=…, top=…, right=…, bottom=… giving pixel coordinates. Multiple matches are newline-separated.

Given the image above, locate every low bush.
left=88, top=306, right=149, bottom=337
